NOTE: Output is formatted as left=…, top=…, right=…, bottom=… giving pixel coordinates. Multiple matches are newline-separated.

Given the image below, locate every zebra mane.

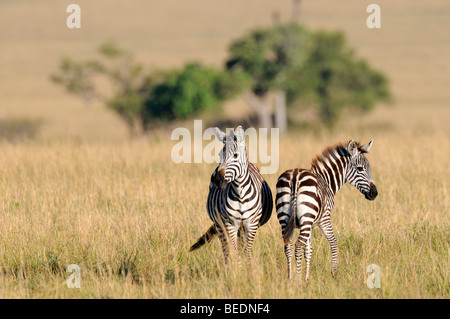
left=310, top=141, right=364, bottom=171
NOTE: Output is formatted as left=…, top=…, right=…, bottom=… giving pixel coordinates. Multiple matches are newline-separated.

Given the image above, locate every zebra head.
left=212, top=126, right=248, bottom=190
left=345, top=140, right=378, bottom=201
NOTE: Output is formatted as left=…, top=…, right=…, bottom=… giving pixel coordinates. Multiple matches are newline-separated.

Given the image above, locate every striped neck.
left=232, top=163, right=249, bottom=186
left=235, top=157, right=249, bottom=180
left=310, top=145, right=351, bottom=195
left=229, top=167, right=251, bottom=198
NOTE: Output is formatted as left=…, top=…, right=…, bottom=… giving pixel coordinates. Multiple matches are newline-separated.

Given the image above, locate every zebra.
left=276, top=140, right=378, bottom=280
left=190, top=126, right=273, bottom=263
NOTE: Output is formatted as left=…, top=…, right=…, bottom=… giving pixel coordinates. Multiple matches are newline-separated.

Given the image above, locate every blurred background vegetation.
left=50, top=18, right=391, bottom=135
left=1, top=0, right=448, bottom=142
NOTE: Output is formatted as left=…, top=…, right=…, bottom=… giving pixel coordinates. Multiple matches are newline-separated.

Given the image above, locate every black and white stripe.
left=276, top=140, right=378, bottom=280
left=190, top=126, right=273, bottom=263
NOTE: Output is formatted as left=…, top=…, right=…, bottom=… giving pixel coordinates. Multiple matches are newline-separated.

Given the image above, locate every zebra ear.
left=347, top=140, right=359, bottom=156
left=214, top=127, right=225, bottom=142
left=234, top=126, right=245, bottom=145
left=360, top=140, right=374, bottom=153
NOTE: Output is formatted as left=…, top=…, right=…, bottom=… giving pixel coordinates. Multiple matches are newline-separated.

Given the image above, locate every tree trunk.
left=320, top=98, right=337, bottom=127
left=244, top=90, right=272, bottom=128
left=274, top=89, right=287, bottom=133
left=291, top=0, right=302, bottom=22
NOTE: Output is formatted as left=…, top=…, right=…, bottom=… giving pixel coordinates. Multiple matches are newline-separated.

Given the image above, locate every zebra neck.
left=231, top=169, right=250, bottom=193
left=311, top=148, right=350, bottom=196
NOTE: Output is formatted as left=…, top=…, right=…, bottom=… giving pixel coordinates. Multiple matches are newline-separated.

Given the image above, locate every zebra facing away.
left=276, top=140, right=378, bottom=280
left=190, top=126, right=273, bottom=263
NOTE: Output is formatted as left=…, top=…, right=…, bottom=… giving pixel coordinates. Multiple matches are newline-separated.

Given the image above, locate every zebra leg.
left=284, top=240, right=293, bottom=279
left=244, top=216, right=261, bottom=262
left=295, top=220, right=312, bottom=280
left=224, top=223, right=240, bottom=261
left=243, top=225, right=258, bottom=263
left=216, top=226, right=231, bottom=264
left=320, top=219, right=338, bottom=277
left=237, top=227, right=246, bottom=250
left=304, top=236, right=313, bottom=281
left=294, top=235, right=307, bottom=280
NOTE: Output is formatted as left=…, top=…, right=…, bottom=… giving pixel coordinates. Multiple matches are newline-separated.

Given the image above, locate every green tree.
left=51, top=42, right=146, bottom=134
left=141, top=63, right=247, bottom=131
left=143, top=63, right=237, bottom=120
left=226, top=23, right=309, bottom=131
left=51, top=43, right=245, bottom=135
left=301, top=30, right=391, bottom=125
left=226, top=23, right=391, bottom=129
left=50, top=58, right=101, bottom=104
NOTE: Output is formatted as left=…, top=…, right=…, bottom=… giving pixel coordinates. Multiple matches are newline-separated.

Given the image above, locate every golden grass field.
left=0, top=0, right=448, bottom=298
left=0, top=108, right=447, bottom=298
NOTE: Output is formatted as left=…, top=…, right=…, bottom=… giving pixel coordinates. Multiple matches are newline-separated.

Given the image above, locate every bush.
left=0, top=117, right=42, bottom=142
left=51, top=43, right=246, bottom=135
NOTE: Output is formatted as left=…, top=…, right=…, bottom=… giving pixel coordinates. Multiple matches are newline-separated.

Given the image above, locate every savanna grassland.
left=0, top=0, right=448, bottom=298
left=0, top=105, right=447, bottom=298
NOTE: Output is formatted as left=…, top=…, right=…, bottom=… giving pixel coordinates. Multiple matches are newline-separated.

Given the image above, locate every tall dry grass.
left=0, top=105, right=447, bottom=298
left=0, top=0, right=448, bottom=299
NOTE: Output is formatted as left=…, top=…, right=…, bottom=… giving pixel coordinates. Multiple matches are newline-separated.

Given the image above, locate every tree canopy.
left=225, top=23, right=391, bottom=128
left=226, top=23, right=309, bottom=96
left=51, top=23, right=391, bottom=134
left=300, top=30, right=391, bottom=124
left=51, top=43, right=245, bottom=135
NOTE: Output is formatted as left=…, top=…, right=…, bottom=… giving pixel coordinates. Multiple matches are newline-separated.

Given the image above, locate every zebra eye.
left=234, top=153, right=238, bottom=158
left=357, top=166, right=364, bottom=172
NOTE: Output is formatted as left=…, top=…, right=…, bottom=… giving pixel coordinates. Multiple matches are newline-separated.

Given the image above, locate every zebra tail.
left=282, top=181, right=297, bottom=245
left=189, top=224, right=218, bottom=251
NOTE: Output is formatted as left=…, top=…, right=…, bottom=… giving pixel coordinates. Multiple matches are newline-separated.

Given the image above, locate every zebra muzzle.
left=213, top=168, right=228, bottom=190
left=365, top=183, right=378, bottom=200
